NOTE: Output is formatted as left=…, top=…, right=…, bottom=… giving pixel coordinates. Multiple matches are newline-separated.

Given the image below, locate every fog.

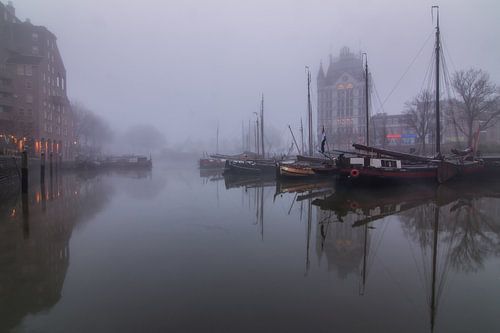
left=14, top=0, right=500, bottom=153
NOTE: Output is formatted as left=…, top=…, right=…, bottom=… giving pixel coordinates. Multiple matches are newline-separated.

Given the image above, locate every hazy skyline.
left=11, top=0, right=500, bottom=151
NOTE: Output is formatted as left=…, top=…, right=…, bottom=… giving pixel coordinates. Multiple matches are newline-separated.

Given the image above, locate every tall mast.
left=300, top=118, right=305, bottom=155
left=307, top=67, right=313, bottom=156
left=248, top=119, right=251, bottom=151
left=216, top=123, right=219, bottom=154
left=261, top=94, right=265, bottom=158
left=256, top=118, right=259, bottom=155
left=242, top=121, right=244, bottom=152
left=364, top=54, right=370, bottom=146
left=433, top=5, right=441, bottom=156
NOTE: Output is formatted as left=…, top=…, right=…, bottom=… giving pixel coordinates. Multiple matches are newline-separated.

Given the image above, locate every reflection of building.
left=0, top=173, right=112, bottom=332
left=315, top=208, right=366, bottom=279
left=317, top=47, right=369, bottom=150
left=0, top=1, right=75, bottom=159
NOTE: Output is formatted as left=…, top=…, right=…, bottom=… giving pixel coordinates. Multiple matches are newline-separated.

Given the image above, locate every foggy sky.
left=12, top=0, right=500, bottom=151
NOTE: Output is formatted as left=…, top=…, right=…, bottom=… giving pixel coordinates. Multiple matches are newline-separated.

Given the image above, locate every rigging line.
left=418, top=50, right=436, bottom=95
left=441, top=50, right=457, bottom=101
left=367, top=216, right=392, bottom=274
left=375, top=252, right=424, bottom=317
left=435, top=207, right=462, bottom=307
left=406, top=222, right=430, bottom=300
left=441, top=38, right=458, bottom=75
left=380, top=31, right=434, bottom=109
left=371, top=76, right=386, bottom=114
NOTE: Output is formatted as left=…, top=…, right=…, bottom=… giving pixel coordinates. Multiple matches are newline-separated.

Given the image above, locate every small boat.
left=277, top=163, right=315, bottom=178
left=199, top=157, right=225, bottom=169
left=102, top=155, right=152, bottom=169
left=224, top=159, right=277, bottom=175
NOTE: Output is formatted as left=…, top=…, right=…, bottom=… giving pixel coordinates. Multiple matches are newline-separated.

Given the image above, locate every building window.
left=17, top=64, right=24, bottom=75
left=32, top=32, right=38, bottom=41
left=32, top=46, right=39, bottom=54
left=25, top=66, right=33, bottom=76
left=26, top=94, right=33, bottom=103
left=26, top=81, right=32, bottom=89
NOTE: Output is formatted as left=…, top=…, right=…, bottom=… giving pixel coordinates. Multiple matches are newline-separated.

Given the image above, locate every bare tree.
left=122, top=124, right=166, bottom=154
left=404, top=90, right=434, bottom=155
left=450, top=69, right=500, bottom=147
left=71, top=101, right=113, bottom=156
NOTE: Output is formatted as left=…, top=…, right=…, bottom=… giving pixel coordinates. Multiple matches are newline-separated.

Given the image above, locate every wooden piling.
left=49, top=151, right=53, bottom=177
left=21, top=150, right=28, bottom=193
left=22, top=192, right=30, bottom=239
left=41, top=152, right=46, bottom=184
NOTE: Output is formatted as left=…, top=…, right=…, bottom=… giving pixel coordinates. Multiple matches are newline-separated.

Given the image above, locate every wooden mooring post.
left=21, top=150, right=28, bottom=194
left=49, top=151, right=53, bottom=177
left=41, top=151, right=46, bottom=184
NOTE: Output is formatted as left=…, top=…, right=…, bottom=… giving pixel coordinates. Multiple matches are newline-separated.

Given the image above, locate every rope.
left=380, top=32, right=434, bottom=109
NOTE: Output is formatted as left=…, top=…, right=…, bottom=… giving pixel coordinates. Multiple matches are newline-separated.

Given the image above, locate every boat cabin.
left=348, top=157, right=401, bottom=169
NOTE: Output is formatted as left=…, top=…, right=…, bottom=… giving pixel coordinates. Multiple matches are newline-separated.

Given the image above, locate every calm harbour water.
left=1, top=163, right=500, bottom=333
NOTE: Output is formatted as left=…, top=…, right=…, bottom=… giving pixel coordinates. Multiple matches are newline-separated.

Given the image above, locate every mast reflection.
left=313, top=180, right=500, bottom=332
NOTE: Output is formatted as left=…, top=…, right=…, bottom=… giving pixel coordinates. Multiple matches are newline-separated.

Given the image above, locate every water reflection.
left=0, top=171, right=114, bottom=332
left=311, top=180, right=500, bottom=332
left=1, top=169, right=499, bottom=332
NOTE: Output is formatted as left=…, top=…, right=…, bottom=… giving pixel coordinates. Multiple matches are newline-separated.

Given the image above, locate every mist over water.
left=2, top=1, right=500, bottom=332
left=1, top=165, right=500, bottom=332
left=10, top=0, right=500, bottom=154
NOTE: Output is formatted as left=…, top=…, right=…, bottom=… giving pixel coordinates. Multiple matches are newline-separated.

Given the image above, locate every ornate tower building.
left=317, top=47, right=370, bottom=150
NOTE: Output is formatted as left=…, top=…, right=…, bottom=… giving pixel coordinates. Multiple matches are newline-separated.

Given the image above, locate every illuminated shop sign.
left=386, top=133, right=417, bottom=139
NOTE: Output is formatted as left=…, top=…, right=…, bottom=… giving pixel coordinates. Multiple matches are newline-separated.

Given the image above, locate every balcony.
left=0, top=67, right=13, bottom=80
left=49, top=94, right=68, bottom=105
left=0, top=83, right=14, bottom=93
left=0, top=94, right=16, bottom=107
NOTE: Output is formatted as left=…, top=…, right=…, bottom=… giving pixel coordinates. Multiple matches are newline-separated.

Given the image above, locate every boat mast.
left=261, top=94, right=265, bottom=158
left=288, top=125, right=301, bottom=155
left=248, top=120, right=251, bottom=151
left=256, top=118, right=260, bottom=155
left=216, top=123, right=219, bottom=154
left=433, top=5, right=441, bottom=156
left=306, top=67, right=313, bottom=156
left=300, top=118, right=305, bottom=155
left=364, top=53, right=370, bottom=146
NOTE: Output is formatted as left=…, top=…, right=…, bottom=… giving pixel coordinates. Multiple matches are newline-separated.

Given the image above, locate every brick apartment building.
left=0, top=1, right=75, bottom=160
